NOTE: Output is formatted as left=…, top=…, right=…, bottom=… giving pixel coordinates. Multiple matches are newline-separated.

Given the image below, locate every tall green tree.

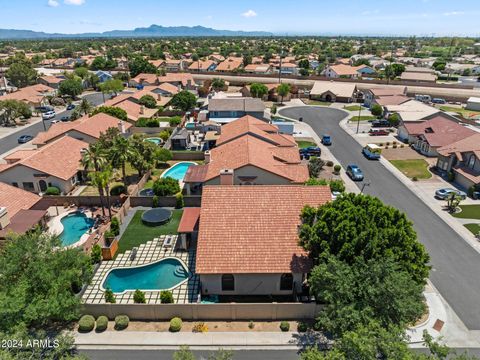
left=6, top=61, right=38, bottom=88
left=250, top=83, right=269, bottom=98
left=81, top=142, right=108, bottom=215
left=99, top=79, right=124, bottom=98
left=299, top=193, right=430, bottom=284
left=128, top=56, right=157, bottom=77
left=0, top=100, right=32, bottom=126
left=170, top=90, right=197, bottom=111
left=91, top=105, right=128, bottom=121
left=276, top=83, right=291, bottom=104
left=211, top=78, right=226, bottom=91
left=78, top=97, right=92, bottom=116
left=59, top=78, right=83, bottom=98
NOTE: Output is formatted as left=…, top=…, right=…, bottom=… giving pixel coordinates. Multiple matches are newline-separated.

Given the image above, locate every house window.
left=221, top=274, right=235, bottom=291
left=22, top=182, right=35, bottom=192
left=11, top=182, right=18, bottom=187
left=468, top=155, right=476, bottom=169
left=280, top=273, right=293, bottom=291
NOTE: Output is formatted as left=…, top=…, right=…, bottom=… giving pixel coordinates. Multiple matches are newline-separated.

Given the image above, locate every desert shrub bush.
left=105, top=288, right=116, bottom=303
left=280, top=321, right=290, bottom=332
left=169, top=317, right=182, bottom=332
left=78, top=315, right=95, bottom=332
left=153, top=177, right=180, bottom=196
left=96, top=316, right=108, bottom=332
left=114, top=315, right=129, bottom=330
left=133, top=289, right=146, bottom=303
left=160, top=290, right=174, bottom=304
left=45, top=186, right=60, bottom=195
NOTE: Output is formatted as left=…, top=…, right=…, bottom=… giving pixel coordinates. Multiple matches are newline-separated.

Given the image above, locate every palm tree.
left=88, top=171, right=107, bottom=218
left=78, top=98, right=92, bottom=116
left=81, top=143, right=107, bottom=216
left=97, top=167, right=114, bottom=219
left=276, top=83, right=290, bottom=105
left=109, top=135, right=135, bottom=186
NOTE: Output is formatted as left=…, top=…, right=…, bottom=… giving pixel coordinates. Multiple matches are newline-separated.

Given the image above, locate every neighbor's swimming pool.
left=161, top=162, right=196, bottom=181
left=145, top=137, right=163, bottom=146
left=60, top=211, right=95, bottom=247
left=102, top=257, right=189, bottom=293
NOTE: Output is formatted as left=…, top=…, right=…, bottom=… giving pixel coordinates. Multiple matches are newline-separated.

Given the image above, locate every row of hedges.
left=136, top=116, right=182, bottom=128
left=78, top=314, right=129, bottom=332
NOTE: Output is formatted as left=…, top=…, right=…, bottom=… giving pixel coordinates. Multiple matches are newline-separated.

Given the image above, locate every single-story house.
left=95, top=70, right=113, bottom=83
left=184, top=116, right=307, bottom=193
left=363, top=87, right=407, bottom=107
left=195, top=185, right=332, bottom=297
left=400, top=72, right=437, bottom=83
left=243, top=64, right=273, bottom=74
left=278, top=63, right=299, bottom=75
left=37, top=75, right=66, bottom=89
left=386, top=100, right=450, bottom=129
left=215, top=58, right=243, bottom=72
left=309, top=81, right=356, bottom=103
left=0, top=136, right=88, bottom=194
left=188, top=60, right=217, bottom=72
left=0, top=84, right=55, bottom=109
left=32, top=113, right=131, bottom=146
left=0, top=182, right=47, bottom=241
left=208, top=97, right=265, bottom=123
left=436, top=133, right=480, bottom=190
left=401, top=116, right=476, bottom=157
left=466, top=97, right=480, bottom=111
left=324, top=64, right=373, bottom=78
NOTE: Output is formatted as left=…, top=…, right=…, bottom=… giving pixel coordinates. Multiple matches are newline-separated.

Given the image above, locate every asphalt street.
left=0, top=92, right=111, bottom=156
left=279, top=106, right=480, bottom=330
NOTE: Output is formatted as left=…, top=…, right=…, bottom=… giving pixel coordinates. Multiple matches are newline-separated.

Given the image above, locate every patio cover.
left=178, top=207, right=200, bottom=233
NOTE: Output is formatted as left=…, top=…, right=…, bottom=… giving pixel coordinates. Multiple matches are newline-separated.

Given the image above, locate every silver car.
left=435, top=188, right=467, bottom=200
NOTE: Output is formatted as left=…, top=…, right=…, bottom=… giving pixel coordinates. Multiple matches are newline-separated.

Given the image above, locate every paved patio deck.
left=83, top=236, right=199, bottom=304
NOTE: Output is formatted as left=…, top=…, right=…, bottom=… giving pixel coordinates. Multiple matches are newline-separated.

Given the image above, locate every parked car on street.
left=61, top=115, right=71, bottom=122
left=432, top=98, right=447, bottom=104
left=35, top=106, right=54, bottom=113
left=362, top=144, right=382, bottom=160
left=346, top=164, right=364, bottom=181
left=17, top=135, right=33, bottom=144
left=435, top=188, right=467, bottom=200
left=369, top=129, right=390, bottom=136
left=321, top=134, right=332, bottom=145
left=42, top=111, right=56, bottom=120
left=371, top=119, right=391, bottom=127
left=66, top=104, right=75, bottom=110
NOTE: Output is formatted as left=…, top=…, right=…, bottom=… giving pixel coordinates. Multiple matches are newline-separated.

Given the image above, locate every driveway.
left=279, top=106, right=480, bottom=330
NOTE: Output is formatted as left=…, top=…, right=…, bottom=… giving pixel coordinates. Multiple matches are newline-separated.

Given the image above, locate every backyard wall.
left=83, top=302, right=323, bottom=321
left=129, top=196, right=201, bottom=208
left=172, top=151, right=205, bottom=161
left=31, top=195, right=125, bottom=210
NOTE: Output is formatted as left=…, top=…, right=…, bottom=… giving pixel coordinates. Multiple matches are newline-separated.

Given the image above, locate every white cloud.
left=64, top=0, right=85, bottom=5
left=48, top=0, right=59, bottom=7
left=443, top=11, right=465, bottom=16
left=241, top=9, right=257, bottom=18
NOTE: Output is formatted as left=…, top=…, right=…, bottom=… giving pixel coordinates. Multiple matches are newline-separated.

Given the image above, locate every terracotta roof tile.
left=0, top=182, right=41, bottom=218
left=177, top=207, right=200, bottom=233
left=196, top=185, right=331, bottom=274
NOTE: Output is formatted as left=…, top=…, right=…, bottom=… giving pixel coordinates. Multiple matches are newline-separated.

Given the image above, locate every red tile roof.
left=196, top=185, right=332, bottom=274
left=437, top=133, right=480, bottom=156
left=177, top=207, right=200, bottom=233
left=0, top=182, right=41, bottom=218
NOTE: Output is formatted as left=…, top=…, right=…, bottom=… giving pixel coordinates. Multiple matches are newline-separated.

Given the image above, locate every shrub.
left=168, top=116, right=182, bottom=127
left=305, top=178, right=328, bottom=186
left=297, top=322, right=308, bottom=333
left=105, top=288, right=116, bottom=303
left=91, top=106, right=127, bottom=121
left=248, top=321, right=255, bottom=329
left=371, top=104, right=383, bottom=117
left=393, top=144, right=397, bottom=149
left=388, top=113, right=400, bottom=126
left=333, top=164, right=341, bottom=174
left=329, top=180, right=345, bottom=193
left=138, top=94, right=157, bottom=109
left=78, top=315, right=95, bottom=332
left=400, top=144, right=405, bottom=148
left=90, top=244, right=102, bottom=264
left=379, top=143, right=384, bottom=146
left=192, top=322, right=208, bottom=333
left=280, top=321, right=290, bottom=332
left=110, top=184, right=126, bottom=196
left=160, top=290, right=174, bottom=304
left=412, top=177, right=418, bottom=182
left=110, top=217, right=120, bottom=236
left=169, top=317, right=182, bottom=332
left=308, top=157, right=326, bottom=178
left=45, top=186, right=60, bottom=195
left=386, top=141, right=390, bottom=146
left=96, top=316, right=108, bottom=332
left=137, top=117, right=160, bottom=127
left=326, top=160, right=334, bottom=167
left=468, top=186, right=475, bottom=198
left=114, top=315, right=129, bottom=330
left=447, top=171, right=455, bottom=182
left=271, top=104, right=277, bottom=115
left=133, top=289, right=146, bottom=303
left=175, top=193, right=184, bottom=209
left=152, top=195, right=159, bottom=208
left=153, top=177, right=181, bottom=196
left=159, top=129, right=172, bottom=141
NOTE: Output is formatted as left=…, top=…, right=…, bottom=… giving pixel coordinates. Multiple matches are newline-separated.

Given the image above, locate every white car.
left=42, top=111, right=56, bottom=120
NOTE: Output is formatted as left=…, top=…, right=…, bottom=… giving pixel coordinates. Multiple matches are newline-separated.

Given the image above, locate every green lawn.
left=307, top=100, right=331, bottom=106
left=117, top=209, right=183, bottom=254
left=344, top=105, right=363, bottom=111
left=464, top=223, right=480, bottom=235
left=296, top=140, right=317, bottom=149
left=350, top=115, right=376, bottom=122
left=452, top=205, right=480, bottom=220
left=390, top=159, right=432, bottom=179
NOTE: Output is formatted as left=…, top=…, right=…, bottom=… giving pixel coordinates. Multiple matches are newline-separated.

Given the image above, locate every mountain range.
left=0, top=25, right=273, bottom=39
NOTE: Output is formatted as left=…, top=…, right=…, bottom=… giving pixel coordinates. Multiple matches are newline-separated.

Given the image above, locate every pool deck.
left=83, top=235, right=199, bottom=304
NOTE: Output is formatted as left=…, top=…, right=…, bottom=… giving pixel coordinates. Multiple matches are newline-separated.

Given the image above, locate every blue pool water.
left=161, top=162, right=196, bottom=181
left=145, top=137, right=163, bottom=146
left=103, top=258, right=189, bottom=293
left=60, top=212, right=95, bottom=247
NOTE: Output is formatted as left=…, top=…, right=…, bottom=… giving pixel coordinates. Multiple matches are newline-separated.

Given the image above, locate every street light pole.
left=356, top=93, right=362, bottom=134
left=278, top=49, right=284, bottom=84
left=361, top=181, right=370, bottom=193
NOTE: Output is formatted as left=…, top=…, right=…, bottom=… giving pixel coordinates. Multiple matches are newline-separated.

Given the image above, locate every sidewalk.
left=0, top=116, right=43, bottom=141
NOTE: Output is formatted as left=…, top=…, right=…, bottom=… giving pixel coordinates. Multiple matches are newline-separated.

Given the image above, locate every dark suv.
left=371, top=119, right=390, bottom=127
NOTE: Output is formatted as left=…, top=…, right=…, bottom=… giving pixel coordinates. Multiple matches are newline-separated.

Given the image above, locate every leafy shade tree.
left=310, top=256, right=425, bottom=336
left=154, top=148, right=173, bottom=167
left=138, top=94, right=157, bottom=109
left=384, top=63, right=406, bottom=80
left=59, top=78, right=83, bottom=98
left=73, top=66, right=90, bottom=79
left=0, top=100, right=32, bottom=126
left=0, top=231, right=92, bottom=331
left=5, top=61, right=38, bottom=88
left=308, top=157, right=325, bottom=178
left=90, top=56, right=117, bottom=71
left=170, top=91, right=197, bottom=111
left=250, top=83, right=269, bottom=98
left=298, top=58, right=310, bottom=69
left=388, top=112, right=401, bottom=126
left=128, top=56, right=157, bottom=77
left=99, top=79, right=124, bottom=99
left=128, top=134, right=156, bottom=176
left=153, top=177, right=181, bottom=196
left=277, top=83, right=291, bottom=104
left=211, top=78, right=226, bottom=91
left=91, top=106, right=128, bottom=121
left=370, top=104, right=383, bottom=117
left=299, top=193, right=430, bottom=284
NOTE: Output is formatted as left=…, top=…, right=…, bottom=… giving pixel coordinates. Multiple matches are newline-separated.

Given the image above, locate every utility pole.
left=356, top=93, right=362, bottom=134
left=278, top=48, right=284, bottom=84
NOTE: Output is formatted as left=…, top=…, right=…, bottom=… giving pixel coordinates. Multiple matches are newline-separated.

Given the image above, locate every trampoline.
left=141, top=208, right=172, bottom=226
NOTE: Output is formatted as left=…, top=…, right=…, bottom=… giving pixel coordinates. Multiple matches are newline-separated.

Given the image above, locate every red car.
left=369, top=129, right=389, bottom=136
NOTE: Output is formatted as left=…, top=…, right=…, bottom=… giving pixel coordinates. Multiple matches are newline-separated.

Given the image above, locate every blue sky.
left=1, top=0, right=480, bottom=36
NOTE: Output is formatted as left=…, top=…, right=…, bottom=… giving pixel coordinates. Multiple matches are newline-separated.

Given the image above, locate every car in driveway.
left=321, top=134, right=332, bottom=145
left=432, top=98, right=447, bottom=104
left=369, top=129, right=390, bottom=136
left=346, top=164, right=364, bottom=181
left=35, top=106, right=54, bottom=113
left=17, top=135, right=33, bottom=144
left=42, top=111, right=56, bottom=120
left=371, top=119, right=391, bottom=127
left=435, top=188, right=467, bottom=200
left=66, top=104, right=75, bottom=110
left=362, top=144, right=382, bottom=160
left=300, top=146, right=321, bottom=159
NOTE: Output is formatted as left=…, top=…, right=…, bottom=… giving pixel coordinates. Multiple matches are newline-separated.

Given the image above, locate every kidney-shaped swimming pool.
left=102, top=257, right=190, bottom=293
